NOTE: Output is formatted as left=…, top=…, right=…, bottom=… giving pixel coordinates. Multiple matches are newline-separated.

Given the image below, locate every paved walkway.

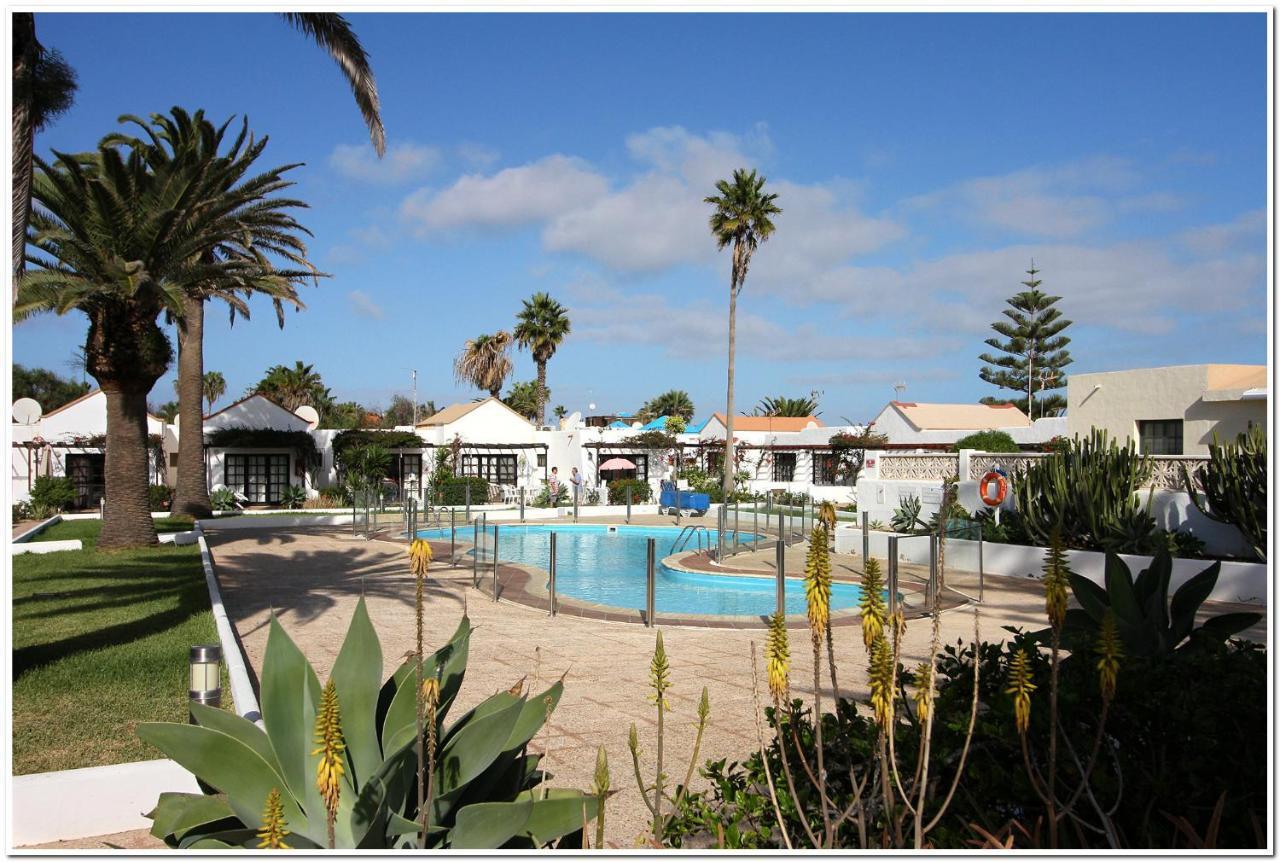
left=202, top=524, right=1044, bottom=846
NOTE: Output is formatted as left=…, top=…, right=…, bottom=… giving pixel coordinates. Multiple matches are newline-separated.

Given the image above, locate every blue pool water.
left=415, top=524, right=865, bottom=617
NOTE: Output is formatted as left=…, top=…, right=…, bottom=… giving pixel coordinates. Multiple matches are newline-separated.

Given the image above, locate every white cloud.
left=457, top=142, right=500, bottom=169
left=1177, top=209, right=1266, bottom=256
left=347, top=290, right=386, bottom=319
left=329, top=142, right=441, bottom=185
left=400, top=155, right=609, bottom=233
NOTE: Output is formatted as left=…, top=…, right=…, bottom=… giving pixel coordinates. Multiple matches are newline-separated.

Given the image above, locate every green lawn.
left=12, top=519, right=230, bottom=774
left=30, top=516, right=194, bottom=545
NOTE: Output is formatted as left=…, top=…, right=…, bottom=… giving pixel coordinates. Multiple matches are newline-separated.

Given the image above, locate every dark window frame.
left=773, top=452, right=797, bottom=482
left=813, top=451, right=841, bottom=485
left=225, top=453, right=291, bottom=504
left=1137, top=419, right=1184, bottom=456
left=459, top=454, right=518, bottom=484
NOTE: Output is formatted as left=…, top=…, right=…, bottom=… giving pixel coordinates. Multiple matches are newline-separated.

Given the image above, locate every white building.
left=867, top=400, right=1066, bottom=450
left=1066, top=364, right=1267, bottom=456
left=11, top=389, right=171, bottom=507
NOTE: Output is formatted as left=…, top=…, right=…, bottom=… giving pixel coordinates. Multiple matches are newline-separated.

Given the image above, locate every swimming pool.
left=415, top=524, right=866, bottom=617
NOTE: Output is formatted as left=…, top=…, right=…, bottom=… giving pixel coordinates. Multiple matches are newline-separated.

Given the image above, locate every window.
left=225, top=454, right=291, bottom=504
left=400, top=454, right=422, bottom=491
left=459, top=454, right=517, bottom=484
left=169, top=452, right=179, bottom=468
left=537, top=452, right=547, bottom=468
left=773, top=452, right=797, bottom=482
left=600, top=453, right=648, bottom=482
left=813, top=452, right=841, bottom=485
left=706, top=450, right=723, bottom=472
left=1138, top=420, right=1183, bottom=455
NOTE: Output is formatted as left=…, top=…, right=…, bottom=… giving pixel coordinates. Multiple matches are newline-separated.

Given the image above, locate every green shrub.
left=607, top=478, right=651, bottom=505
left=437, top=476, right=489, bottom=506
left=952, top=429, right=1019, bottom=453
left=279, top=484, right=306, bottom=510
left=30, top=476, right=75, bottom=513
left=1182, top=425, right=1267, bottom=561
left=531, top=483, right=569, bottom=508
left=148, top=484, right=174, bottom=512
left=210, top=488, right=237, bottom=510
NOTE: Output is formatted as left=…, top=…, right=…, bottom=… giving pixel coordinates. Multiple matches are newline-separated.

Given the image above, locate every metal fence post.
left=492, top=525, right=500, bottom=601
left=887, top=535, right=900, bottom=618
left=775, top=540, right=785, bottom=616
left=465, top=482, right=471, bottom=521
left=645, top=537, right=656, bottom=627
left=472, top=520, right=479, bottom=587
left=754, top=503, right=759, bottom=548
left=626, top=485, right=632, bottom=524
left=733, top=500, right=740, bottom=553
left=520, top=495, right=525, bottom=522
left=549, top=532, right=558, bottom=617
left=977, top=523, right=985, bottom=603
left=862, top=510, right=870, bottom=567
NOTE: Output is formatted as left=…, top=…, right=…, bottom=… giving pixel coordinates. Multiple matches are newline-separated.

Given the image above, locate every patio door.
left=65, top=453, right=105, bottom=509
left=226, top=454, right=290, bottom=505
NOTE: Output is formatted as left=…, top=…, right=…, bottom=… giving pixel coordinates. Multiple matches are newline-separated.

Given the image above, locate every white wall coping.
left=195, top=526, right=261, bottom=726
left=11, top=514, right=62, bottom=542
left=12, top=539, right=82, bottom=555
left=11, top=758, right=200, bottom=847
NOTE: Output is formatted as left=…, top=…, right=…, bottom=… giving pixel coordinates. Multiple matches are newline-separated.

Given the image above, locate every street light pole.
left=411, top=369, right=418, bottom=427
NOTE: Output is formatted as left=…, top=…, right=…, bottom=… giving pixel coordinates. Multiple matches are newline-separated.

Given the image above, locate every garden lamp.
left=188, top=644, right=222, bottom=715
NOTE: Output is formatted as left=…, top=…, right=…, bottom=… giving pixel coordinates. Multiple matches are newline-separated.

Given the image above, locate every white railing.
left=878, top=453, right=960, bottom=481
left=965, top=451, right=1207, bottom=491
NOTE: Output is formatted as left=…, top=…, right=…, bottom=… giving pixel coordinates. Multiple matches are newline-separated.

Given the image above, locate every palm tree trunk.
left=99, top=384, right=160, bottom=549
left=172, top=293, right=213, bottom=518
left=723, top=266, right=738, bottom=503
left=12, top=13, right=37, bottom=289
left=536, top=361, right=548, bottom=428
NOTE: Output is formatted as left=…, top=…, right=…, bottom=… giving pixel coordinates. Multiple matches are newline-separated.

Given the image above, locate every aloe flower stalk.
left=256, top=787, right=289, bottom=849
left=409, top=537, right=431, bottom=847
left=313, top=679, right=345, bottom=848
left=592, top=745, right=610, bottom=849
left=1095, top=611, right=1123, bottom=700
left=1042, top=531, right=1070, bottom=630
left=913, top=662, right=933, bottom=723
left=868, top=632, right=894, bottom=728
left=859, top=557, right=887, bottom=652
left=764, top=611, right=790, bottom=701
left=1006, top=649, right=1037, bottom=735
left=648, top=631, right=670, bottom=839
left=803, top=525, right=832, bottom=639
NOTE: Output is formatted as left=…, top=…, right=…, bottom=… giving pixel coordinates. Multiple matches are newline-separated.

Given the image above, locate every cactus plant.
left=139, top=599, right=597, bottom=849
left=1181, top=425, right=1266, bottom=561
left=1013, top=429, right=1156, bottom=553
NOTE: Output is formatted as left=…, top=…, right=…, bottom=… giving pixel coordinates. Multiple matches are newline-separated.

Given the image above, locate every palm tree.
left=13, top=12, right=383, bottom=289
left=203, top=371, right=226, bottom=415
left=755, top=393, right=820, bottom=417
left=705, top=169, right=781, bottom=501
left=513, top=292, right=571, bottom=427
left=639, top=389, right=695, bottom=422
left=454, top=332, right=513, bottom=398
left=254, top=362, right=332, bottom=411
left=503, top=380, right=544, bottom=421
left=17, top=130, right=290, bottom=548
left=109, top=108, right=320, bottom=519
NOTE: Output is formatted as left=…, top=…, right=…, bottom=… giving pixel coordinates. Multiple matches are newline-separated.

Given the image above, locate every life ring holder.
left=979, top=470, right=1009, bottom=508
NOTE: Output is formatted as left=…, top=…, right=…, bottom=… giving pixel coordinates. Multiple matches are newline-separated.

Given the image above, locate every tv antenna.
left=893, top=381, right=907, bottom=401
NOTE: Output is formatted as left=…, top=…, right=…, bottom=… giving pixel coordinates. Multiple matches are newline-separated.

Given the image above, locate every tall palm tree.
left=17, top=130, right=289, bottom=548
left=755, top=393, right=820, bottom=418
left=109, top=108, right=320, bottom=519
left=502, top=380, right=544, bottom=421
left=639, top=389, right=695, bottom=422
left=254, top=361, right=332, bottom=411
left=203, top=372, right=226, bottom=415
left=513, top=292, right=570, bottom=427
left=454, top=332, right=513, bottom=398
left=705, top=168, right=781, bottom=500
left=13, top=12, right=383, bottom=290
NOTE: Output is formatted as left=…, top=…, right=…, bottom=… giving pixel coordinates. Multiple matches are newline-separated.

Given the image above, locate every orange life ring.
left=979, top=471, right=1008, bottom=507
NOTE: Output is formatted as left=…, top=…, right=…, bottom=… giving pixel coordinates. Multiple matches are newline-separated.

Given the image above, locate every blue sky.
left=13, top=11, right=1268, bottom=422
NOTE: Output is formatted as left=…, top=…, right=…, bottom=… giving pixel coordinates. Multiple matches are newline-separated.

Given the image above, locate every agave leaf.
left=435, top=696, right=526, bottom=798
left=136, top=723, right=310, bottom=835
left=382, top=618, right=472, bottom=753
left=503, top=681, right=563, bottom=753
left=349, top=775, right=389, bottom=849
left=188, top=701, right=280, bottom=775
left=1102, top=553, right=1142, bottom=627
left=449, top=798, right=534, bottom=848
left=146, top=792, right=236, bottom=843
left=1066, top=572, right=1110, bottom=623
left=1133, top=546, right=1172, bottom=614
left=451, top=752, right=543, bottom=815
left=441, top=692, right=522, bottom=751
left=177, top=827, right=258, bottom=849
left=259, top=614, right=322, bottom=811
left=1169, top=561, right=1222, bottom=644
left=1191, top=611, right=1261, bottom=645
left=330, top=597, right=383, bottom=786
left=517, top=788, right=601, bottom=845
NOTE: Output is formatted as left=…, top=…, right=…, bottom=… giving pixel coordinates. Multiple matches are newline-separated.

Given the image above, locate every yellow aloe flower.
left=256, top=787, right=290, bottom=849
left=421, top=676, right=441, bottom=709
left=1042, top=531, right=1070, bottom=630
left=1095, top=612, right=1123, bottom=700
left=1005, top=649, right=1037, bottom=734
left=764, top=611, right=790, bottom=701
left=818, top=501, right=837, bottom=534
left=913, top=662, right=933, bottom=723
left=648, top=630, right=672, bottom=710
left=313, top=679, right=346, bottom=823
left=409, top=538, right=433, bottom=577
left=859, top=557, right=887, bottom=653
left=803, top=525, right=832, bottom=638
left=868, top=633, right=894, bottom=728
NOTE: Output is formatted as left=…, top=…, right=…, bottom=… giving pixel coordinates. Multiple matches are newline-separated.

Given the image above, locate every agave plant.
left=139, top=599, right=597, bottom=848
left=1037, top=546, right=1260, bottom=658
